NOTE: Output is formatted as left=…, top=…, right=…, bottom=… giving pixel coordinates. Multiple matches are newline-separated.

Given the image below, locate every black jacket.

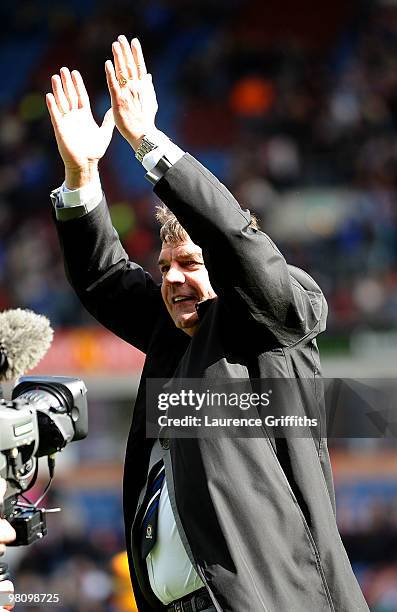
left=54, top=154, right=369, bottom=611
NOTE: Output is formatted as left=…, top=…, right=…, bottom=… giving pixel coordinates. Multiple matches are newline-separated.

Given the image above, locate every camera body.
left=0, top=376, right=88, bottom=545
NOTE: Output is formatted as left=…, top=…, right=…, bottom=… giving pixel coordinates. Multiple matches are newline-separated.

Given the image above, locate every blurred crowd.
left=1, top=0, right=397, bottom=336
left=12, top=527, right=136, bottom=611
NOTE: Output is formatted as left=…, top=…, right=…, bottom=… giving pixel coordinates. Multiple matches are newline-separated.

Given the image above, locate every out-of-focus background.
left=1, top=0, right=397, bottom=609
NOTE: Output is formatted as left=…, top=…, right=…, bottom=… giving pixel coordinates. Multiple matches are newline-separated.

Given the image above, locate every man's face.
left=159, top=240, right=217, bottom=336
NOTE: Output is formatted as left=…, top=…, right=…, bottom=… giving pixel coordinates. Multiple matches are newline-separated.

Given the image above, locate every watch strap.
left=135, top=137, right=158, bottom=163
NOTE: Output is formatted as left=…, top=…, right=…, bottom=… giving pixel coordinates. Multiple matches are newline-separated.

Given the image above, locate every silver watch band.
left=135, top=137, right=158, bottom=163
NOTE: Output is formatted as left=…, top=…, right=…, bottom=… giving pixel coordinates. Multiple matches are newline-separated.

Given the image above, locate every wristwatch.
left=135, top=136, right=158, bottom=163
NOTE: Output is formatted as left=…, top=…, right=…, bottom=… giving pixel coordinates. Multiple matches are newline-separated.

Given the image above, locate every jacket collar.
left=195, top=297, right=216, bottom=319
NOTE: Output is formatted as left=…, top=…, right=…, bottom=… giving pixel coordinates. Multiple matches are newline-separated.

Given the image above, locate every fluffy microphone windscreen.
left=0, top=309, right=54, bottom=381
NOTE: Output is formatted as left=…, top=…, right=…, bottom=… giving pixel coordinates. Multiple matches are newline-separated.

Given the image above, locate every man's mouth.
left=172, top=296, right=195, bottom=304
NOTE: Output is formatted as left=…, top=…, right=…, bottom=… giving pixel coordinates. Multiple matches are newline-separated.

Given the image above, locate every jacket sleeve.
left=154, top=153, right=327, bottom=346
left=54, top=194, right=163, bottom=354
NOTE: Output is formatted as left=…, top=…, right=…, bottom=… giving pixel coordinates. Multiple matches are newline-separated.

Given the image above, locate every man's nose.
left=164, top=266, right=185, bottom=284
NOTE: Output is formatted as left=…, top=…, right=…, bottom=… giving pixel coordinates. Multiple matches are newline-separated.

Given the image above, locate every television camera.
left=0, top=309, right=88, bottom=582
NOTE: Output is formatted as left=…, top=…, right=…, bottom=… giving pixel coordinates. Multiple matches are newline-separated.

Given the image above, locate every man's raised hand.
left=105, top=36, right=158, bottom=150
left=46, top=68, right=114, bottom=189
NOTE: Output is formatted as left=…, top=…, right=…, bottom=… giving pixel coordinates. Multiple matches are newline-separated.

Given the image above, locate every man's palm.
left=54, top=105, right=113, bottom=169
left=46, top=67, right=114, bottom=170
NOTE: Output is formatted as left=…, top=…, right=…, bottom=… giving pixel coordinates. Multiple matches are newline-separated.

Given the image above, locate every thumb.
left=100, top=108, right=115, bottom=142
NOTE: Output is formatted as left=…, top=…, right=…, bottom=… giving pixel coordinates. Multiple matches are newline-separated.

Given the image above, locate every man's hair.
left=156, top=205, right=190, bottom=244
left=155, top=204, right=259, bottom=244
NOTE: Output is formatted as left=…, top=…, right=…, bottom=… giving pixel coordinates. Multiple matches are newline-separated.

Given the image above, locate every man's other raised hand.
left=46, top=68, right=114, bottom=189
left=105, top=36, right=158, bottom=151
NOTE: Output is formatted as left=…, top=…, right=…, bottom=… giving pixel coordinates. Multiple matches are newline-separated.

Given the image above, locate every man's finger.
left=131, top=38, right=147, bottom=79
left=45, top=93, right=62, bottom=128
left=112, top=41, right=129, bottom=85
left=51, top=75, right=69, bottom=114
left=71, top=70, right=90, bottom=109
left=105, top=60, right=120, bottom=104
left=60, top=67, right=78, bottom=110
left=118, top=35, right=137, bottom=80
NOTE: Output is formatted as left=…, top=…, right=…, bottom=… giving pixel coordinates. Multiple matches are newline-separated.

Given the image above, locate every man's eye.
left=160, top=266, right=169, bottom=274
left=185, top=260, right=201, bottom=266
